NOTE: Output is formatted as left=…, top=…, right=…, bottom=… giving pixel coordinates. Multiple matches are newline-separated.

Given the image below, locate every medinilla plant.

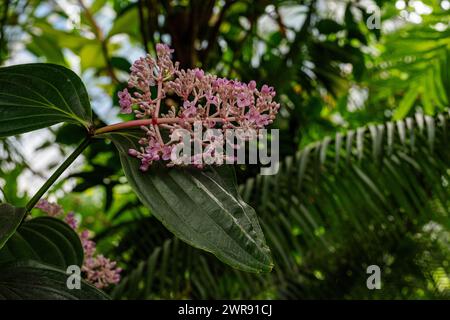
left=0, top=44, right=277, bottom=299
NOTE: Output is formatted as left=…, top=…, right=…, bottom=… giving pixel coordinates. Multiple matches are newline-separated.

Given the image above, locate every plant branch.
left=284, top=0, right=315, bottom=64
left=137, top=0, right=149, bottom=52
left=25, top=136, right=92, bottom=212
left=77, top=0, right=119, bottom=84
left=274, top=5, right=286, bottom=37
left=145, top=0, right=158, bottom=46
left=200, top=0, right=235, bottom=62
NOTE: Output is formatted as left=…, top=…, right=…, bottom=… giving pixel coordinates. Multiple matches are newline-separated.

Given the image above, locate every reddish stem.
left=94, top=117, right=237, bottom=136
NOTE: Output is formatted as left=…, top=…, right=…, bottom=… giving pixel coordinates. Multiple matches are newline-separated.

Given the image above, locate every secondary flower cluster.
left=35, top=199, right=121, bottom=289
left=80, top=230, right=121, bottom=289
left=118, top=43, right=280, bottom=171
left=35, top=199, right=63, bottom=217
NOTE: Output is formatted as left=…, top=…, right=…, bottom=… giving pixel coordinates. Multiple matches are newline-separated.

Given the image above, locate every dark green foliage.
left=0, top=214, right=106, bottom=299
left=0, top=261, right=109, bottom=300
left=0, top=203, right=26, bottom=249
left=0, top=217, right=84, bottom=268
left=0, top=63, right=93, bottom=137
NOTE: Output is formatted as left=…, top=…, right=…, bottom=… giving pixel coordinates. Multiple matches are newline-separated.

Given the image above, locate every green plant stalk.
left=25, top=136, right=92, bottom=212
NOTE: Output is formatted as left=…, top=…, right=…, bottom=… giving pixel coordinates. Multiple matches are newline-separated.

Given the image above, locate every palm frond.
left=241, top=111, right=450, bottom=298
left=109, top=221, right=271, bottom=299
left=369, top=10, right=450, bottom=117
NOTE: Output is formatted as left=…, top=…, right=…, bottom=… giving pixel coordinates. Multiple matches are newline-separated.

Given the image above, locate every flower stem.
left=154, top=80, right=164, bottom=144
left=25, top=136, right=92, bottom=212
left=94, top=117, right=237, bottom=135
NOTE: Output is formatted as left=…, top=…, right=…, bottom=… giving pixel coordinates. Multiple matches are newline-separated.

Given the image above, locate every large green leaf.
left=105, top=130, right=273, bottom=273
left=0, top=203, right=26, bottom=250
left=0, top=261, right=109, bottom=300
left=0, top=63, right=93, bottom=137
left=0, top=217, right=84, bottom=269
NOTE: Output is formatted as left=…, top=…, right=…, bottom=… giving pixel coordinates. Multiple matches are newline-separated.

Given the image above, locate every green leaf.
left=0, top=203, right=26, bottom=250
left=55, top=123, right=87, bottom=146
left=106, top=130, right=273, bottom=273
left=316, top=19, right=344, bottom=34
left=0, top=261, right=109, bottom=300
left=107, top=6, right=140, bottom=39
left=393, top=86, right=419, bottom=120
left=111, top=56, right=131, bottom=72
left=80, top=44, right=106, bottom=71
left=0, top=217, right=84, bottom=269
left=90, top=0, right=108, bottom=14
left=0, top=63, right=93, bottom=137
left=33, top=21, right=92, bottom=52
left=26, top=34, right=67, bottom=66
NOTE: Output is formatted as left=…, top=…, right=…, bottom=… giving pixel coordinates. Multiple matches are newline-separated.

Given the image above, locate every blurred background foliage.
left=0, top=0, right=449, bottom=299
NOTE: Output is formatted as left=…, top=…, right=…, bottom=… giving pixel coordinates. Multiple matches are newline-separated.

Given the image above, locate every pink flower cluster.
left=35, top=199, right=63, bottom=217
left=80, top=230, right=121, bottom=289
left=118, top=43, right=280, bottom=171
left=35, top=199, right=121, bottom=289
